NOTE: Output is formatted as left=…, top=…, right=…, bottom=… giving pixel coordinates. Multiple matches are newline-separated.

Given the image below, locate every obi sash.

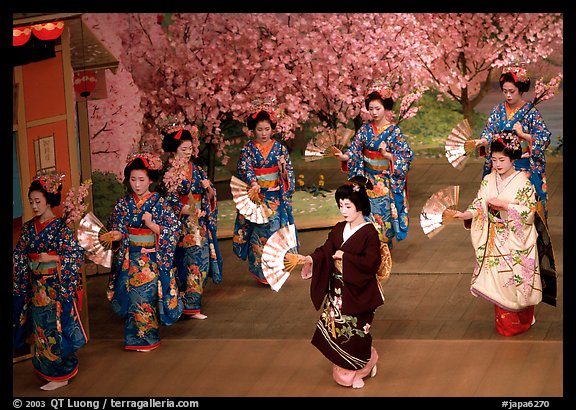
left=128, top=227, right=156, bottom=252
left=180, top=193, right=202, bottom=206
left=28, top=251, right=58, bottom=275
left=363, top=149, right=392, bottom=174
left=254, top=166, right=279, bottom=189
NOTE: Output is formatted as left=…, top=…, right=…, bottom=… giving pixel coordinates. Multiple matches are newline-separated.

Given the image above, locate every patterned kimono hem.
left=470, top=287, right=533, bottom=313
left=124, top=341, right=161, bottom=351
left=34, top=365, right=78, bottom=382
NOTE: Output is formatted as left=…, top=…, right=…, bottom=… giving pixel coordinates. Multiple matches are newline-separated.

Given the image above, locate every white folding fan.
left=420, top=185, right=460, bottom=238
left=445, top=119, right=476, bottom=170
left=77, top=211, right=113, bottom=268
left=261, top=224, right=300, bottom=291
left=304, top=127, right=354, bottom=162
left=230, top=176, right=273, bottom=224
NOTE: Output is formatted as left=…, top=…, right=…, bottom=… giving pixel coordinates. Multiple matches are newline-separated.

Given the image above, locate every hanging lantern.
left=31, top=21, right=65, bottom=41
left=13, top=26, right=32, bottom=46
left=74, top=70, right=98, bottom=98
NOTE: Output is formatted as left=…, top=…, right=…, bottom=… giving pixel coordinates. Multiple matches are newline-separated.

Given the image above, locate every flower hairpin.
left=352, top=184, right=360, bottom=192
left=126, top=152, right=163, bottom=171
left=366, top=79, right=394, bottom=99
left=249, top=98, right=284, bottom=122
left=158, top=115, right=185, bottom=136
left=501, top=61, right=529, bottom=83
left=495, top=133, right=521, bottom=151
left=34, top=170, right=65, bottom=194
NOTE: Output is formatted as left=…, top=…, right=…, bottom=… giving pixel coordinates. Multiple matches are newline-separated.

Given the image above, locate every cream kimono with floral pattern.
left=466, top=170, right=541, bottom=311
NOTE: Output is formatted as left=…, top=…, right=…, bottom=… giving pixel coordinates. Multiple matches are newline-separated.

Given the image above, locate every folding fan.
left=304, top=127, right=355, bottom=162
left=261, top=224, right=300, bottom=291
left=77, top=212, right=113, bottom=268
left=230, top=176, right=272, bottom=224
left=420, top=185, right=460, bottom=238
left=445, top=119, right=476, bottom=170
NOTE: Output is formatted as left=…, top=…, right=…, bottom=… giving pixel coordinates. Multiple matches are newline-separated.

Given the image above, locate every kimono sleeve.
left=345, top=125, right=367, bottom=179
left=236, top=143, right=257, bottom=185
left=309, top=225, right=339, bottom=311
left=13, top=224, right=31, bottom=349
left=56, top=221, right=85, bottom=302
left=526, top=108, right=552, bottom=164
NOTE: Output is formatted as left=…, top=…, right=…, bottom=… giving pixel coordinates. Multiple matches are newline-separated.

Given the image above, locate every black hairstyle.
left=246, top=110, right=277, bottom=131
left=490, top=134, right=522, bottom=161
left=28, top=179, right=62, bottom=207
left=499, top=72, right=530, bottom=94
left=365, top=91, right=394, bottom=111
left=123, top=157, right=160, bottom=189
left=334, top=175, right=373, bottom=216
left=161, top=128, right=195, bottom=154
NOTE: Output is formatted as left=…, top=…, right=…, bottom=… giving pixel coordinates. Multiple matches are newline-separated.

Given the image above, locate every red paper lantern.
left=13, top=26, right=32, bottom=46
left=74, top=71, right=98, bottom=97
left=31, top=21, right=65, bottom=41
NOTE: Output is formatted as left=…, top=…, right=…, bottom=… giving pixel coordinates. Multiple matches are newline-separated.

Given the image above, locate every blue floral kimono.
left=106, top=192, right=182, bottom=350
left=232, top=139, right=298, bottom=284
left=13, top=217, right=87, bottom=382
left=345, top=121, right=414, bottom=248
left=164, top=161, right=223, bottom=315
left=480, top=101, right=551, bottom=212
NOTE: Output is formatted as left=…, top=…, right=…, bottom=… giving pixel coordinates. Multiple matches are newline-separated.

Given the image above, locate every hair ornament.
left=352, top=183, right=360, bottom=192
left=249, top=98, right=282, bottom=122
left=33, top=170, right=65, bottom=194
left=366, top=79, right=394, bottom=100
left=494, top=132, right=521, bottom=152
left=158, top=115, right=184, bottom=136
left=501, top=60, right=529, bottom=83
left=125, top=151, right=163, bottom=171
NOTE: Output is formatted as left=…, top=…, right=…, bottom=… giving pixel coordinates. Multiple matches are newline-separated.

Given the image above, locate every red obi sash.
left=363, top=149, right=393, bottom=173
left=128, top=227, right=156, bottom=248
left=254, top=165, right=279, bottom=189
left=180, top=193, right=202, bottom=205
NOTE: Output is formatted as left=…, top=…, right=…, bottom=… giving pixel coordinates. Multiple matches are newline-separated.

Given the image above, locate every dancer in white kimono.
left=453, top=134, right=541, bottom=336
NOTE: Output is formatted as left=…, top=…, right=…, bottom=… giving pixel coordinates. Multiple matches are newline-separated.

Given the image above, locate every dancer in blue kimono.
left=232, top=101, right=297, bottom=284
left=475, top=63, right=552, bottom=213
left=159, top=125, right=223, bottom=320
left=334, top=81, right=414, bottom=249
left=105, top=152, right=182, bottom=351
left=13, top=173, right=87, bottom=391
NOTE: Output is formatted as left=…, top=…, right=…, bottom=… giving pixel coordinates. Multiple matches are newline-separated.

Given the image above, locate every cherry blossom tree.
left=412, top=13, right=563, bottom=124
left=82, top=14, right=143, bottom=180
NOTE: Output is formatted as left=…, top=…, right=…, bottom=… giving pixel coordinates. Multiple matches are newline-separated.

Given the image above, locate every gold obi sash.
left=254, top=166, right=279, bottom=189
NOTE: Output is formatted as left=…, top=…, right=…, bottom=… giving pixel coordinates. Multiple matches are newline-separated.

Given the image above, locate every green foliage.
left=91, top=171, right=125, bottom=224
left=400, top=90, right=488, bottom=157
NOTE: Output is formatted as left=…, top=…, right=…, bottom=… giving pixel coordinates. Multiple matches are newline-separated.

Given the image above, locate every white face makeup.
left=338, top=198, right=364, bottom=225
left=502, top=82, right=522, bottom=106
left=491, top=151, right=515, bottom=177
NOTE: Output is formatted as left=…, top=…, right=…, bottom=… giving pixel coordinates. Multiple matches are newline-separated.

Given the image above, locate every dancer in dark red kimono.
left=298, top=176, right=384, bottom=389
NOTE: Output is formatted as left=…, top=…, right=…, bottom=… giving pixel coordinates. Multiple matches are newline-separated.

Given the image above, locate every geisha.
left=159, top=124, right=223, bottom=320
left=105, top=152, right=182, bottom=351
left=232, top=100, right=298, bottom=285
left=334, top=80, right=414, bottom=249
left=453, top=135, right=541, bottom=336
left=13, top=173, right=87, bottom=390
